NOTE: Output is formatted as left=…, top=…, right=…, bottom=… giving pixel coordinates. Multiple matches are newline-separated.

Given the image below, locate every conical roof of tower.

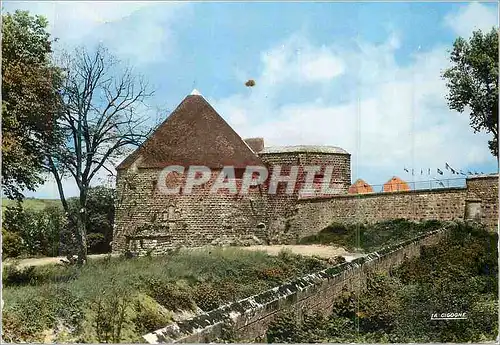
left=116, top=92, right=263, bottom=170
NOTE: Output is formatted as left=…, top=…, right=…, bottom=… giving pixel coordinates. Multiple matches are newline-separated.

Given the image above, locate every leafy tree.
left=67, top=187, right=116, bottom=254
left=442, top=28, right=499, bottom=157
left=3, top=202, right=65, bottom=257
left=1, top=10, right=64, bottom=200
left=46, top=45, right=154, bottom=264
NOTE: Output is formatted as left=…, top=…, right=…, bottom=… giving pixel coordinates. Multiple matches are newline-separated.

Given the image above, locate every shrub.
left=193, top=282, right=222, bottom=311
left=133, top=294, right=171, bottom=335
left=3, top=203, right=65, bottom=257
left=3, top=265, right=38, bottom=286
left=67, top=187, right=115, bottom=254
left=144, top=277, right=195, bottom=312
left=88, top=286, right=133, bottom=343
left=2, top=285, right=84, bottom=342
left=2, top=228, right=24, bottom=258
left=266, top=313, right=301, bottom=343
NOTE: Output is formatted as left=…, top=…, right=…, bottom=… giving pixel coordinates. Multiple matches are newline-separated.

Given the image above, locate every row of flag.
left=403, top=163, right=484, bottom=176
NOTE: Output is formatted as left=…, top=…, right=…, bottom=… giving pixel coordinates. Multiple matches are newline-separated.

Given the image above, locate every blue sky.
left=4, top=1, right=499, bottom=198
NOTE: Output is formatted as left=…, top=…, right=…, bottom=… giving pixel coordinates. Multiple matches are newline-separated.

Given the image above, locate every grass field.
left=2, top=247, right=328, bottom=343
left=2, top=197, right=61, bottom=213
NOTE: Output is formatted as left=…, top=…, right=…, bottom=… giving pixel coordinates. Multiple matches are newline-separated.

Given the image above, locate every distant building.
left=348, top=179, right=373, bottom=194
left=383, top=176, right=411, bottom=192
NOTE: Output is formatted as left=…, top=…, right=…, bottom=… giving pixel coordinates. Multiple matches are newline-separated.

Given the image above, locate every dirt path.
left=241, top=245, right=365, bottom=262
left=2, top=253, right=119, bottom=268
left=3, top=245, right=364, bottom=268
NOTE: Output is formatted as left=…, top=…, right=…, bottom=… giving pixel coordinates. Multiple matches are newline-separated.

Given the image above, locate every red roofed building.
left=383, top=176, right=411, bottom=192
left=348, top=179, right=373, bottom=194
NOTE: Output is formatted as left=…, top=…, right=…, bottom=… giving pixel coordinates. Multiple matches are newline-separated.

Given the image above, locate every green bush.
left=2, top=228, right=24, bottom=258
left=67, top=187, right=115, bottom=254
left=143, top=277, right=196, bottom=312
left=193, top=282, right=222, bottom=311
left=133, top=294, right=171, bottom=335
left=3, top=202, right=65, bottom=257
left=2, top=285, right=84, bottom=342
left=88, top=286, right=133, bottom=343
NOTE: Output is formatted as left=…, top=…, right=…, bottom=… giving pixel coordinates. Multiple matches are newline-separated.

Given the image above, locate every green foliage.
left=3, top=265, right=38, bottom=286
left=132, top=294, right=171, bottom=335
left=442, top=28, right=499, bottom=157
left=145, top=278, right=196, bottom=312
left=2, top=285, right=84, bottom=343
left=2, top=10, right=64, bottom=200
left=299, top=219, right=444, bottom=252
left=89, top=285, right=133, bottom=343
left=266, top=313, right=301, bottom=343
left=67, top=187, right=115, bottom=254
left=2, top=188, right=115, bottom=258
left=2, top=228, right=24, bottom=258
left=2, top=247, right=326, bottom=342
left=268, top=223, right=498, bottom=343
left=193, top=282, right=223, bottom=311
left=3, top=202, right=65, bottom=257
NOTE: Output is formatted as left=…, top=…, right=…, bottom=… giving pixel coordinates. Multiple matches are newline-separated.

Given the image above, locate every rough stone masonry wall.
left=258, top=151, right=351, bottom=244
left=143, top=225, right=452, bottom=343
left=465, top=175, right=499, bottom=231
left=112, top=167, right=269, bottom=255
left=290, top=175, right=498, bottom=239
left=292, top=188, right=467, bottom=239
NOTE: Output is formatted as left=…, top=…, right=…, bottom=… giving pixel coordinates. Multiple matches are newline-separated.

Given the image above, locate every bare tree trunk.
left=76, top=189, right=88, bottom=265
left=45, top=45, right=155, bottom=265
left=76, top=213, right=87, bottom=265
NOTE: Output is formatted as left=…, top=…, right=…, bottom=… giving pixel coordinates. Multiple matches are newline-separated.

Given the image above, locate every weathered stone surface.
left=113, top=163, right=498, bottom=254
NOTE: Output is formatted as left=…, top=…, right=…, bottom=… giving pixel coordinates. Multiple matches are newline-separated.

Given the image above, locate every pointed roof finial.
left=190, top=89, right=202, bottom=96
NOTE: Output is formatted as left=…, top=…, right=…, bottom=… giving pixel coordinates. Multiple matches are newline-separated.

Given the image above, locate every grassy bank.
left=267, top=222, right=498, bottom=343
left=298, top=219, right=444, bottom=252
left=2, top=247, right=327, bottom=343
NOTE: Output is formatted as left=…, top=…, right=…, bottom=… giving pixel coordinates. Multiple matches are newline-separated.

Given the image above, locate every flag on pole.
left=437, top=168, right=443, bottom=175
left=428, top=168, right=430, bottom=175
left=404, top=167, right=409, bottom=173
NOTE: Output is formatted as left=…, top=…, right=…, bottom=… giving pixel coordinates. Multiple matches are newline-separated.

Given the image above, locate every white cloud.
left=4, top=1, right=187, bottom=64
left=260, top=35, right=345, bottom=86
left=213, top=28, right=497, bottom=186
left=444, top=2, right=498, bottom=37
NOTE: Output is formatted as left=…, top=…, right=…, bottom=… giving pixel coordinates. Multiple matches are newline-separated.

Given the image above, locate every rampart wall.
left=143, top=225, right=452, bottom=343
left=290, top=175, right=497, bottom=238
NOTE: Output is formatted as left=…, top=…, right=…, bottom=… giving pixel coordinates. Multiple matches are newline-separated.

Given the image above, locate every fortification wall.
left=112, top=168, right=269, bottom=254
left=465, top=175, right=499, bottom=231
left=290, top=175, right=497, bottom=239
left=143, top=226, right=451, bottom=343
